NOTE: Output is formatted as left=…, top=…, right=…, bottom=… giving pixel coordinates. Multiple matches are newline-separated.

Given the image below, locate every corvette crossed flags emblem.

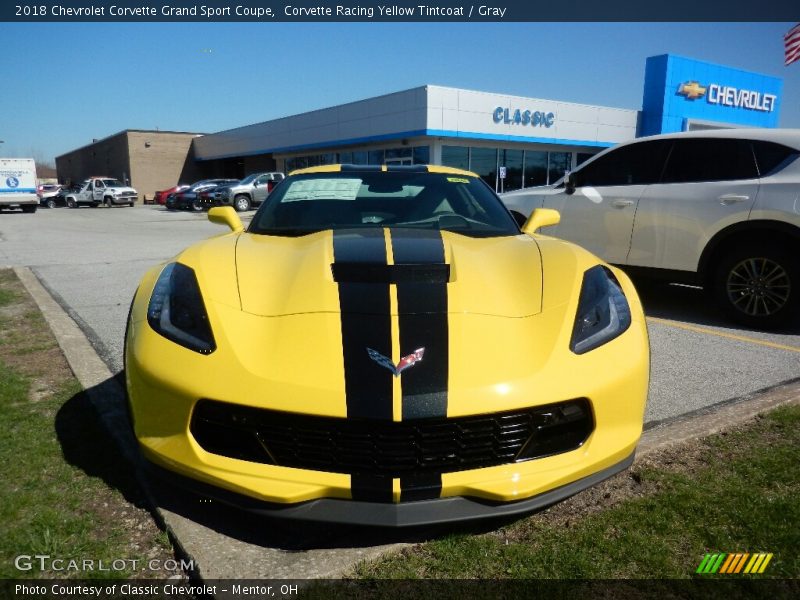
left=367, top=347, right=425, bottom=377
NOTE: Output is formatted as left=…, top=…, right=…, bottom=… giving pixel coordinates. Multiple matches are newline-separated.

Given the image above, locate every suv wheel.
left=105, top=197, right=113, bottom=208
left=67, top=198, right=76, bottom=208
left=233, top=195, right=250, bottom=212
left=191, top=198, right=203, bottom=212
left=712, top=244, right=797, bottom=328
left=46, top=199, right=57, bottom=209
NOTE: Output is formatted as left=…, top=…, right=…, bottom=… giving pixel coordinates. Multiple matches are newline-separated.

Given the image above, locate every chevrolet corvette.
left=125, top=164, right=649, bottom=527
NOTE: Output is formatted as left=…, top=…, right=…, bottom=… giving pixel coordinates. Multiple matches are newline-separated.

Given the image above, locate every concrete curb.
left=14, top=263, right=800, bottom=580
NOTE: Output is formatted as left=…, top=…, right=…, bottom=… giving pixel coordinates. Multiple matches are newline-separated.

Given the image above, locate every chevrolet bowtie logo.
left=678, top=81, right=708, bottom=100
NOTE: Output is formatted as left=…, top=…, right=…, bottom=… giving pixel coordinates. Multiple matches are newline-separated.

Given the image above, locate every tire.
left=129, top=201, right=135, bottom=207
left=191, top=198, right=203, bottom=212
left=46, top=199, right=57, bottom=209
left=105, top=197, right=113, bottom=208
left=21, top=204, right=37, bottom=214
left=233, top=194, right=251, bottom=212
left=712, top=244, right=798, bottom=328
left=67, top=198, right=76, bottom=208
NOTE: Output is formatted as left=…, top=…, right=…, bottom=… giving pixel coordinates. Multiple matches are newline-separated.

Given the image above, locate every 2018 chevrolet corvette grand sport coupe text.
left=125, top=165, right=649, bottom=527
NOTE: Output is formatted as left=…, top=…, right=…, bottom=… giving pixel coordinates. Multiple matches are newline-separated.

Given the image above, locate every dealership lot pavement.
left=3, top=205, right=799, bottom=579
left=1, top=205, right=797, bottom=423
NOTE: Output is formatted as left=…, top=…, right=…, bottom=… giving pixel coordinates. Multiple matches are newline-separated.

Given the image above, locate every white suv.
left=502, top=129, right=800, bottom=328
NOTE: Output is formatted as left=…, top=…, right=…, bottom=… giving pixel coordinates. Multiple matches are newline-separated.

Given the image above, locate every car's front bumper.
left=145, top=451, right=635, bottom=527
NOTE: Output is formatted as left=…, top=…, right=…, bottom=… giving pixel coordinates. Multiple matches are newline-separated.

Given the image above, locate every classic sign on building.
left=493, top=107, right=555, bottom=128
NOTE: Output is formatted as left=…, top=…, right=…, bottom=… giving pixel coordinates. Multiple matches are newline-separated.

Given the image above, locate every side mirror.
left=521, top=208, right=560, bottom=235
left=564, top=171, right=576, bottom=196
left=208, top=206, right=244, bottom=232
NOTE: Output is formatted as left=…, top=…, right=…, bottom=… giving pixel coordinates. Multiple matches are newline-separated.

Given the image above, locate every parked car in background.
left=65, top=177, right=138, bottom=208
left=501, top=128, right=800, bottom=328
left=154, top=185, right=189, bottom=206
left=196, top=179, right=239, bottom=212
left=56, top=184, right=81, bottom=207
left=170, top=179, right=238, bottom=212
left=37, top=184, right=64, bottom=208
left=212, top=172, right=285, bottom=212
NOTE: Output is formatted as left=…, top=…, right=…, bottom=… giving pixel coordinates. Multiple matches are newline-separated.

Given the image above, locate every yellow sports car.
left=125, top=165, right=648, bottom=527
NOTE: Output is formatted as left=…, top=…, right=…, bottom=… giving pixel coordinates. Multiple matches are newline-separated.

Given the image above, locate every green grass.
left=355, top=406, right=800, bottom=579
left=0, top=270, right=169, bottom=579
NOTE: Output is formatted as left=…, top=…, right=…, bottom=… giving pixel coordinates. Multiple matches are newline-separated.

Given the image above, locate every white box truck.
left=0, top=158, right=38, bottom=213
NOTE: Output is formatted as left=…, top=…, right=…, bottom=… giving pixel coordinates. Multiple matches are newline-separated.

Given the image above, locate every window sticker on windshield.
left=447, top=177, right=470, bottom=184
left=282, top=178, right=361, bottom=202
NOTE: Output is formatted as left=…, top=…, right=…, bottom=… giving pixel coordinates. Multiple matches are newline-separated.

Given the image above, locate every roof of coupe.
left=125, top=165, right=650, bottom=526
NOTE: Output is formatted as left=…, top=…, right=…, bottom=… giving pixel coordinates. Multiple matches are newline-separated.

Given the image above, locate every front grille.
left=190, top=399, right=593, bottom=477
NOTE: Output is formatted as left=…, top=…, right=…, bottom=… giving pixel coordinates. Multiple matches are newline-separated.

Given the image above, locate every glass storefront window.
left=548, top=152, right=572, bottom=184
left=441, top=146, right=469, bottom=170
left=499, top=149, right=523, bottom=192
left=338, top=152, right=353, bottom=164
left=413, top=146, right=430, bottom=164
left=352, top=151, right=368, bottom=165
left=319, top=153, right=336, bottom=165
left=368, top=150, right=384, bottom=165
left=385, top=147, right=412, bottom=159
left=470, top=147, right=498, bottom=190
left=576, top=152, right=597, bottom=166
left=524, top=151, right=548, bottom=188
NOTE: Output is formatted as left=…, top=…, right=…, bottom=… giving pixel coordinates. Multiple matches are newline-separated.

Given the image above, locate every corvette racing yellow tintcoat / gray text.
left=125, top=165, right=649, bottom=526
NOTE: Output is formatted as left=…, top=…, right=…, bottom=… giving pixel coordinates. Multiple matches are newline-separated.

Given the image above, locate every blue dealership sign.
left=640, top=54, right=782, bottom=136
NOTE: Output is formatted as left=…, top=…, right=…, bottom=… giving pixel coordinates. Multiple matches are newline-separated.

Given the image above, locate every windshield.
left=100, top=179, right=124, bottom=187
left=249, top=169, right=519, bottom=238
left=238, top=173, right=259, bottom=185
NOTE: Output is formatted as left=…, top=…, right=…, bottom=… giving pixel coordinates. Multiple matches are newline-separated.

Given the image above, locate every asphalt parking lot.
left=0, top=204, right=798, bottom=425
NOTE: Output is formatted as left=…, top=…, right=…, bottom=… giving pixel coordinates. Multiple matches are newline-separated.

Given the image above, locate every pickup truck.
left=212, top=172, right=285, bottom=212
left=65, top=177, right=138, bottom=208
left=0, top=158, right=38, bottom=213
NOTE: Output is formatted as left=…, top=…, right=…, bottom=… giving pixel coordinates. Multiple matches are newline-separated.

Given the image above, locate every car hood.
left=107, top=186, right=137, bottom=194
left=231, top=229, right=544, bottom=318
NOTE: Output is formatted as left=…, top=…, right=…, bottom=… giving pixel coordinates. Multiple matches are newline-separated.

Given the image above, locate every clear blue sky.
left=1, top=22, right=798, bottom=163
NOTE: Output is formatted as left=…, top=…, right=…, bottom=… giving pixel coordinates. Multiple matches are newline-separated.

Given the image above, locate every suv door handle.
left=718, top=194, right=749, bottom=205
left=612, top=200, right=635, bottom=208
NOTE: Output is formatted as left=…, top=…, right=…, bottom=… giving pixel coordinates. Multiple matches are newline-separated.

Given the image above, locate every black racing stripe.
left=390, top=229, right=449, bottom=423
left=384, top=164, right=428, bottom=173
left=333, top=229, right=393, bottom=421
left=351, top=474, right=394, bottom=503
left=340, top=164, right=382, bottom=172
left=331, top=263, right=450, bottom=284
left=400, top=472, right=442, bottom=502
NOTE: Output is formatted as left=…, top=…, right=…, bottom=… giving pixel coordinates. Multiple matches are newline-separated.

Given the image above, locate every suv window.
left=661, top=138, right=758, bottom=184
left=751, top=140, right=800, bottom=177
left=574, top=140, right=671, bottom=187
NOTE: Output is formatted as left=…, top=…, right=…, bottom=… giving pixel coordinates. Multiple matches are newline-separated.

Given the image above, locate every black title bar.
left=3, top=1, right=799, bottom=22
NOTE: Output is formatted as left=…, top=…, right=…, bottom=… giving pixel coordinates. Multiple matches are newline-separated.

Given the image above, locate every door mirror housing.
left=208, top=206, right=244, bottom=232
left=521, top=208, right=561, bottom=235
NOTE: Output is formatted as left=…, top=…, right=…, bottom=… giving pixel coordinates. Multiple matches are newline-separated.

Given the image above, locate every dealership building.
left=56, top=54, right=784, bottom=196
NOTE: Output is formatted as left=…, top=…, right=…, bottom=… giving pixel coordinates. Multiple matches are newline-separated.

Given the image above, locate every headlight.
left=570, top=266, right=631, bottom=354
left=147, top=262, right=216, bottom=354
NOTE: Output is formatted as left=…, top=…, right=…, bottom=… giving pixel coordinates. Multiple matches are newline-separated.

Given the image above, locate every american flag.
left=785, top=23, right=800, bottom=66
